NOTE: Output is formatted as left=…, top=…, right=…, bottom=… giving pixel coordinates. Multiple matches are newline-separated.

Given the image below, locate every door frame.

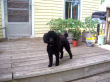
left=1, top=0, right=6, bottom=38
left=1, top=0, right=35, bottom=38
left=32, top=0, right=35, bottom=37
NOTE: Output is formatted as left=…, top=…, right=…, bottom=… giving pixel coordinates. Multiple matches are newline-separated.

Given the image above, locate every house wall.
left=0, top=0, right=101, bottom=38
left=34, top=0, right=64, bottom=37
left=34, top=0, right=100, bottom=37
left=0, top=1, right=3, bottom=38
left=99, top=0, right=110, bottom=11
left=81, top=0, right=101, bottom=21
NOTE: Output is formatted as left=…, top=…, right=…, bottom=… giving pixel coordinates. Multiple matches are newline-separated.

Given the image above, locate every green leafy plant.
left=47, top=18, right=67, bottom=35
left=71, top=28, right=81, bottom=41
left=66, top=18, right=74, bottom=30
left=83, top=17, right=98, bottom=36
left=101, top=0, right=105, bottom=4
left=67, top=19, right=83, bottom=33
left=47, top=18, right=83, bottom=37
left=47, top=18, right=61, bottom=31
left=73, top=19, right=83, bottom=28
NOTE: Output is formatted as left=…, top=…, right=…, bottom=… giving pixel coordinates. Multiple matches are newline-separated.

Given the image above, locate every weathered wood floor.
left=0, top=38, right=110, bottom=81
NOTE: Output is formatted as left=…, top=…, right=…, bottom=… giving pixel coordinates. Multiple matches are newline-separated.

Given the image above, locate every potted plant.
left=47, top=18, right=82, bottom=45
left=65, top=18, right=74, bottom=43
left=71, top=28, right=81, bottom=47
left=67, top=19, right=83, bottom=43
left=82, top=17, right=98, bottom=46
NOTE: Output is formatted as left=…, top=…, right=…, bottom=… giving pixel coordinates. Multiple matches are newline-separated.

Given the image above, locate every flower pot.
left=86, top=37, right=95, bottom=47
left=82, top=32, right=96, bottom=42
left=86, top=40, right=94, bottom=47
left=72, top=40, right=78, bottom=47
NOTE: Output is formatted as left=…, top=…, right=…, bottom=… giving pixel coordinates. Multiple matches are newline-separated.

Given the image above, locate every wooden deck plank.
left=0, top=47, right=107, bottom=61
left=0, top=68, right=12, bottom=74
left=12, top=52, right=110, bottom=72
left=0, top=63, right=11, bottom=69
left=0, top=38, right=110, bottom=81
left=13, top=53, right=110, bottom=79
left=12, top=51, right=110, bottom=68
left=0, top=73, right=12, bottom=81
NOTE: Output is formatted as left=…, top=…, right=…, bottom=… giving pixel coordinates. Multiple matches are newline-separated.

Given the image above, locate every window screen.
left=7, top=0, right=29, bottom=22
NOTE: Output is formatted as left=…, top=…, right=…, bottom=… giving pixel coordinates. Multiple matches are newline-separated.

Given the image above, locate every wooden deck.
left=0, top=38, right=110, bottom=82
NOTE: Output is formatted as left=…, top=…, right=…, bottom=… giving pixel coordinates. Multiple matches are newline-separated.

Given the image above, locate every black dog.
left=43, top=31, right=72, bottom=67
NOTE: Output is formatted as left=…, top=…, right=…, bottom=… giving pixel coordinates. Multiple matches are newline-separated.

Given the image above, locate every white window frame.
left=64, top=0, right=81, bottom=20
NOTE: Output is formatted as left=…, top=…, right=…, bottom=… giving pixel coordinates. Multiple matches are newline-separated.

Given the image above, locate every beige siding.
left=81, top=0, right=101, bottom=21
left=0, top=1, right=3, bottom=38
left=0, top=0, right=101, bottom=38
left=34, top=0, right=64, bottom=37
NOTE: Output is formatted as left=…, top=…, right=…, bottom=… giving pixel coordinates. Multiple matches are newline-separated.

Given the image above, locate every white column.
left=1, top=0, right=6, bottom=38
left=31, top=0, right=35, bottom=37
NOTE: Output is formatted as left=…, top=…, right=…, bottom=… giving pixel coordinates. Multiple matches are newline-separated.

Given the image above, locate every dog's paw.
left=48, top=64, right=52, bottom=67
left=70, top=56, right=72, bottom=59
left=55, top=64, right=59, bottom=66
left=60, top=56, right=63, bottom=59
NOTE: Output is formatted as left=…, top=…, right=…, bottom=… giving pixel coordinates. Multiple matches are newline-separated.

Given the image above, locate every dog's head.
left=43, top=31, right=60, bottom=45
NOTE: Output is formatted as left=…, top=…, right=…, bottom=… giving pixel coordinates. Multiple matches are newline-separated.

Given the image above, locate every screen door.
left=4, top=0, right=32, bottom=38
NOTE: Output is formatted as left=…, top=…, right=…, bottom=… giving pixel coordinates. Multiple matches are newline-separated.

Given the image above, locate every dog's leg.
left=59, top=46, right=63, bottom=59
left=55, top=53, right=59, bottom=66
left=60, top=48, right=63, bottom=59
left=60, top=50, right=63, bottom=59
left=68, top=50, right=72, bottom=59
left=48, top=54, right=53, bottom=67
left=65, top=47, right=72, bottom=59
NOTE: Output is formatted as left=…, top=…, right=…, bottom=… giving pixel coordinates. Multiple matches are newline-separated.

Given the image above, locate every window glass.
left=65, top=2, right=71, bottom=19
left=65, top=0, right=79, bottom=19
left=72, top=5, right=78, bottom=19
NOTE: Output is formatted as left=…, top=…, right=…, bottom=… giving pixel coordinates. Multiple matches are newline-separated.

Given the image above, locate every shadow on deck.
left=0, top=38, right=110, bottom=82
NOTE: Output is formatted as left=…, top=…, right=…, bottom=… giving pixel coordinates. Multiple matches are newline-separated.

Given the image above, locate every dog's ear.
left=64, top=32, right=68, bottom=38
left=43, top=33, right=48, bottom=43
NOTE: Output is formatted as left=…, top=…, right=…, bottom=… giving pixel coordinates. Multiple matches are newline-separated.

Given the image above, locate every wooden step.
left=12, top=53, right=110, bottom=82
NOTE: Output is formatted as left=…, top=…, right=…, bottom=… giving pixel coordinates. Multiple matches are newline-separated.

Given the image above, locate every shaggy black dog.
left=43, top=31, right=72, bottom=67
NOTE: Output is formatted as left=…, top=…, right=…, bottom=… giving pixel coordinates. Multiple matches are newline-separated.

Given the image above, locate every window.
left=65, top=0, right=80, bottom=20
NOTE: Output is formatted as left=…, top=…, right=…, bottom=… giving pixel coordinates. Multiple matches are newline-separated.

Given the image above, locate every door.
left=4, top=0, right=32, bottom=38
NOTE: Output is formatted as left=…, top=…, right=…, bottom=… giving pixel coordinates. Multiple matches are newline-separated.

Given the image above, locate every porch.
left=0, top=38, right=110, bottom=82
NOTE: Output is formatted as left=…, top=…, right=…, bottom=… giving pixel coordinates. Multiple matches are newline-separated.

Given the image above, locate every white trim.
left=31, top=0, right=35, bottom=37
left=71, top=3, right=72, bottom=18
left=78, top=0, right=80, bottom=20
left=63, top=0, right=65, bottom=19
left=79, top=0, right=82, bottom=21
left=1, top=0, right=6, bottom=38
